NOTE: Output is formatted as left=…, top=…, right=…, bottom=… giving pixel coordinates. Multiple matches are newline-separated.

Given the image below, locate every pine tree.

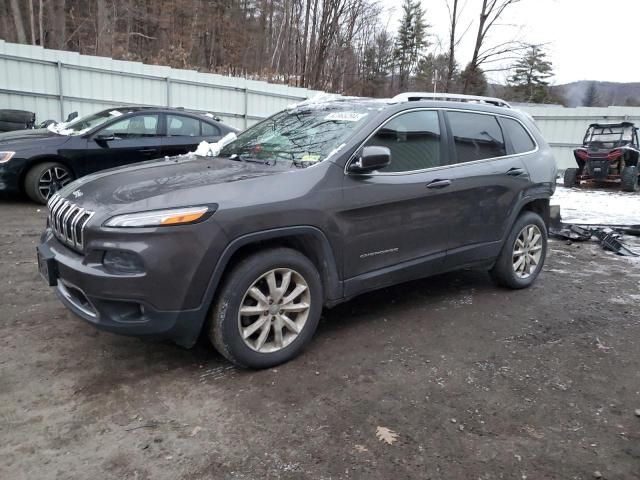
left=508, top=45, right=554, bottom=103
left=394, top=0, right=428, bottom=91
left=583, top=82, right=601, bottom=107
left=459, top=62, right=487, bottom=96
left=415, top=53, right=452, bottom=92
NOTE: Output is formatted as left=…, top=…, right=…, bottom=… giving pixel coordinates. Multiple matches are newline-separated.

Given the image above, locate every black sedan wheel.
left=25, top=162, right=74, bottom=204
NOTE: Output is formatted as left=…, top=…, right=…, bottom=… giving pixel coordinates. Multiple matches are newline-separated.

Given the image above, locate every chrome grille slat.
left=70, top=207, right=85, bottom=245
left=46, top=195, right=94, bottom=251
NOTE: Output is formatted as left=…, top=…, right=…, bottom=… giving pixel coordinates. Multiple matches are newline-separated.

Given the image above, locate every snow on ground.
left=551, top=184, right=640, bottom=264
left=551, top=185, right=640, bottom=225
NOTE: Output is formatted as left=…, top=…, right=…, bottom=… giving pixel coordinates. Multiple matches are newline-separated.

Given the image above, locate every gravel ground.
left=1, top=199, right=640, bottom=480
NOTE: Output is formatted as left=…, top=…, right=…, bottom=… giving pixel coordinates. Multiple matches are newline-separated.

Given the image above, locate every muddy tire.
left=0, top=109, right=35, bottom=124
left=563, top=168, right=578, bottom=187
left=209, top=248, right=323, bottom=369
left=24, top=162, right=74, bottom=204
left=0, top=120, right=30, bottom=132
left=490, top=211, right=548, bottom=290
left=621, top=166, right=639, bottom=192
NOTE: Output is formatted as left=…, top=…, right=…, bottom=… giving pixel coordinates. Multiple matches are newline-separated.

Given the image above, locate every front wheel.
left=209, top=248, right=323, bottom=369
left=24, top=162, right=74, bottom=204
left=490, top=211, right=548, bottom=289
left=621, top=166, right=639, bottom=192
left=563, top=167, right=579, bottom=187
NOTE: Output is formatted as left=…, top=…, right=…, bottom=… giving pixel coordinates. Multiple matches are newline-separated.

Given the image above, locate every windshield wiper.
left=230, top=154, right=272, bottom=165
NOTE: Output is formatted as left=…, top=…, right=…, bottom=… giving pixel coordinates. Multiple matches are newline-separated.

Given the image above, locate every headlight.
left=0, top=151, right=15, bottom=163
left=104, top=206, right=211, bottom=228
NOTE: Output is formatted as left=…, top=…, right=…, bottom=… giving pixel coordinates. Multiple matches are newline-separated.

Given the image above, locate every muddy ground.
left=1, top=199, right=639, bottom=480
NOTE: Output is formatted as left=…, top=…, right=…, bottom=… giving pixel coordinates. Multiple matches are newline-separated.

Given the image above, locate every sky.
left=381, top=0, right=640, bottom=85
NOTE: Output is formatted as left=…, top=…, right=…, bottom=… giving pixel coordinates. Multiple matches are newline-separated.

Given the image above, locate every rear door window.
left=201, top=121, right=221, bottom=137
left=447, top=111, right=506, bottom=163
left=501, top=117, right=536, bottom=154
left=364, top=110, right=443, bottom=173
left=167, top=115, right=201, bottom=137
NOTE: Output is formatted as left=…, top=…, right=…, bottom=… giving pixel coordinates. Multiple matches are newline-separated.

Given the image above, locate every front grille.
left=47, top=194, right=95, bottom=251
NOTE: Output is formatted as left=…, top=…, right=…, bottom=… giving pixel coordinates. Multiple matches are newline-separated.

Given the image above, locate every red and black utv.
left=564, top=122, right=640, bottom=192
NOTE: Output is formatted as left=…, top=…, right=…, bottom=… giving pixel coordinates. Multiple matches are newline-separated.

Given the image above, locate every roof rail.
left=391, top=92, right=511, bottom=109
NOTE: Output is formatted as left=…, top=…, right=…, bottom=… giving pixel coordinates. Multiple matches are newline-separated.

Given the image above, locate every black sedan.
left=0, top=107, right=238, bottom=203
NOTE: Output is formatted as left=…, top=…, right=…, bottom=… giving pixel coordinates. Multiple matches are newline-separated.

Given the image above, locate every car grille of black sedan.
left=47, top=194, right=94, bottom=251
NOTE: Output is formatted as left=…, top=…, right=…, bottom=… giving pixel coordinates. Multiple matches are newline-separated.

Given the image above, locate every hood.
left=56, top=154, right=293, bottom=211
left=0, top=128, right=70, bottom=148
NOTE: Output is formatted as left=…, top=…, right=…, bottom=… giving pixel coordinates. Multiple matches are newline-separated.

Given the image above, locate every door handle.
left=426, top=179, right=452, bottom=189
left=506, top=167, right=526, bottom=176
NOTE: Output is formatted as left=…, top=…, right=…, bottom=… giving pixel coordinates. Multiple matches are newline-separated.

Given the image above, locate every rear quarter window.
left=501, top=117, right=536, bottom=154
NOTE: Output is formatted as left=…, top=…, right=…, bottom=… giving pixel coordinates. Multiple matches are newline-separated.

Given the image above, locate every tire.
left=0, top=120, right=29, bottom=132
left=209, top=248, right=323, bottom=369
left=621, top=166, right=639, bottom=192
left=563, top=167, right=578, bottom=187
left=24, top=162, right=74, bottom=204
left=0, top=109, right=35, bottom=124
left=490, top=211, right=548, bottom=289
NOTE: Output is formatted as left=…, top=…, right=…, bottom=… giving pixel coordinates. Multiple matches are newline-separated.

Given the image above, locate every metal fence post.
left=57, top=61, right=64, bottom=120
left=244, top=87, right=249, bottom=129
left=166, top=77, right=171, bottom=107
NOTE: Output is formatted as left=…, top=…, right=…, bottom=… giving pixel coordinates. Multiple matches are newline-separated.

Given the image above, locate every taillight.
left=607, top=149, right=622, bottom=161
left=576, top=149, right=589, bottom=161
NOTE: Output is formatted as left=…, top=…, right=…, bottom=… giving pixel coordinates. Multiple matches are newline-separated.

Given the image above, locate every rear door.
left=161, top=114, right=223, bottom=157
left=340, top=109, right=452, bottom=293
left=442, top=110, right=532, bottom=269
left=79, top=113, right=162, bottom=175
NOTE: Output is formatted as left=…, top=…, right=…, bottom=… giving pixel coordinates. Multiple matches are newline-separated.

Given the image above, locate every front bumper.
left=37, top=223, right=227, bottom=347
left=0, top=160, right=26, bottom=194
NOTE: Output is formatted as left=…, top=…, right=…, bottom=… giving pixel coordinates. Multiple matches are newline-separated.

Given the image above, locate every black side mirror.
left=348, top=146, right=391, bottom=173
left=66, top=111, right=78, bottom=122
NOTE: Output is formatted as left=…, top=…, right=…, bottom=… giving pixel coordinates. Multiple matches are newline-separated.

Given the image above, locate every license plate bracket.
left=37, top=249, right=58, bottom=286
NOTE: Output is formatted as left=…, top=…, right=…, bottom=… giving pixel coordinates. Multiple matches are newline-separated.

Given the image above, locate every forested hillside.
left=1, top=0, right=399, bottom=95
left=0, top=0, right=533, bottom=98
left=2, top=0, right=638, bottom=106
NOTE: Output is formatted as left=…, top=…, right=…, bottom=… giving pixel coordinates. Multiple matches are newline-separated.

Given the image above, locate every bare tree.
left=463, top=0, right=525, bottom=93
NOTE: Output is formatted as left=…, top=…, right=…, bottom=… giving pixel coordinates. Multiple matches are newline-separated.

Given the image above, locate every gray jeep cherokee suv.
left=37, top=93, right=557, bottom=368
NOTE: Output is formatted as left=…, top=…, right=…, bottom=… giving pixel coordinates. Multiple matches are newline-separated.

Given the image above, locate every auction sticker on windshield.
left=324, top=112, right=368, bottom=122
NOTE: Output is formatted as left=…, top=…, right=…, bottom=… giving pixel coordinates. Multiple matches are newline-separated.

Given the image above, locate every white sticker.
left=324, top=112, right=368, bottom=122
left=109, top=110, right=123, bottom=117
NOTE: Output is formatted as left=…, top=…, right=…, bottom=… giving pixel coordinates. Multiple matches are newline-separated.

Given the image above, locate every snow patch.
left=193, top=132, right=237, bottom=157
left=551, top=186, right=640, bottom=225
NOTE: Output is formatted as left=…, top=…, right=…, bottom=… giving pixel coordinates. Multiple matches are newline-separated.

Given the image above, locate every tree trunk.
left=28, top=0, right=36, bottom=45
left=47, top=0, right=66, bottom=49
left=38, top=0, right=43, bottom=46
left=96, top=0, right=114, bottom=57
left=9, top=0, right=27, bottom=44
left=446, top=0, right=458, bottom=92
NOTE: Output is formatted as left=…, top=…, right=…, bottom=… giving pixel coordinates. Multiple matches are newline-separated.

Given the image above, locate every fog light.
left=103, top=250, right=145, bottom=274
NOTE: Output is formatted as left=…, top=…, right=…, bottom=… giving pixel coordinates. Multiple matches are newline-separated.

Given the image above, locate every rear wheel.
left=563, top=168, right=579, bottom=187
left=209, top=248, right=323, bottom=369
left=490, top=211, right=548, bottom=289
left=621, top=166, right=639, bottom=192
left=24, top=162, right=74, bottom=204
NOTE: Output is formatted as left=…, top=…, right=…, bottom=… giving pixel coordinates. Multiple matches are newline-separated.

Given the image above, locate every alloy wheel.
left=38, top=166, right=72, bottom=200
left=237, top=268, right=311, bottom=353
left=512, top=224, right=543, bottom=279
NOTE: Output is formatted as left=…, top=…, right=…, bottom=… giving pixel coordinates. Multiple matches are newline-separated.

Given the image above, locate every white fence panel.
left=519, top=106, right=640, bottom=169
left=0, top=40, right=322, bottom=129
left=2, top=38, right=640, bottom=164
